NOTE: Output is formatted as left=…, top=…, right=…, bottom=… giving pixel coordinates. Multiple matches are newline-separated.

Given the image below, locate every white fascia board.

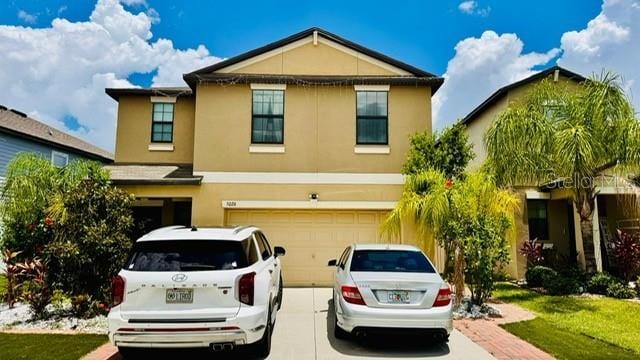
left=195, top=172, right=404, bottom=185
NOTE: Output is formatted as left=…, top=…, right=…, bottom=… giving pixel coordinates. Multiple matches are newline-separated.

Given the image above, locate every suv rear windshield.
left=350, top=250, right=435, bottom=273
left=125, top=239, right=255, bottom=272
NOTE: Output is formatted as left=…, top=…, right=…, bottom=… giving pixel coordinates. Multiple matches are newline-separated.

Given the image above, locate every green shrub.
left=587, top=273, right=620, bottom=295
left=544, top=273, right=583, bottom=295
left=50, top=290, right=71, bottom=314
left=606, top=282, right=636, bottom=299
left=526, top=266, right=557, bottom=287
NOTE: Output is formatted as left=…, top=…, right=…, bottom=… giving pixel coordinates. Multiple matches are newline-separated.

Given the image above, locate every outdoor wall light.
left=309, top=193, right=319, bottom=200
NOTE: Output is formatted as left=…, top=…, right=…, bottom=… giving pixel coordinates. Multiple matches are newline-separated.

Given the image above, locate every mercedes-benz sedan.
left=328, top=244, right=452, bottom=342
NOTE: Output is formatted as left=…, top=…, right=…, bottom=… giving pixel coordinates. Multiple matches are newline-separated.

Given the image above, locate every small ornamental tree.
left=382, top=170, right=518, bottom=306
left=0, top=153, right=134, bottom=304
left=614, top=230, right=640, bottom=281
left=46, top=167, right=135, bottom=301
left=402, top=122, right=474, bottom=179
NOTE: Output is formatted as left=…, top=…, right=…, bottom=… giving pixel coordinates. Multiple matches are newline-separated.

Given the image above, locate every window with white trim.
left=356, top=91, right=388, bottom=144
left=252, top=90, right=284, bottom=144
left=151, top=103, right=174, bottom=143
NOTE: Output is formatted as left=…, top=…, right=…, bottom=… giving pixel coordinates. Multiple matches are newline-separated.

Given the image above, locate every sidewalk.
left=454, top=302, right=554, bottom=360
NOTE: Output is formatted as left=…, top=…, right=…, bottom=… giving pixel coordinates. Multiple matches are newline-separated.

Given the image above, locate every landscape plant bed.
left=0, top=332, right=107, bottom=360
left=493, top=282, right=640, bottom=355
left=0, top=303, right=107, bottom=334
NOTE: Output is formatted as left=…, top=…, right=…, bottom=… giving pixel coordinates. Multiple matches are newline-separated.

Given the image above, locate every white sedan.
left=328, top=244, right=453, bottom=342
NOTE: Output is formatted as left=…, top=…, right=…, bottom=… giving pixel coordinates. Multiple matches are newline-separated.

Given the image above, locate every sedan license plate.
left=166, top=288, right=193, bottom=304
left=388, top=290, right=410, bottom=303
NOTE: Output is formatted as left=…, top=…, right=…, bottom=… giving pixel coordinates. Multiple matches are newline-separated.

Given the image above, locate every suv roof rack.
left=232, top=225, right=254, bottom=234
left=146, top=225, right=187, bottom=235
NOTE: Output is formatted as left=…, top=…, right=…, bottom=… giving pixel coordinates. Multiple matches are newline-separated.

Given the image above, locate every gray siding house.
left=0, top=105, right=113, bottom=179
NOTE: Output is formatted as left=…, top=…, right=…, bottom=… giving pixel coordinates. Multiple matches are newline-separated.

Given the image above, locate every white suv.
left=107, top=225, right=285, bottom=358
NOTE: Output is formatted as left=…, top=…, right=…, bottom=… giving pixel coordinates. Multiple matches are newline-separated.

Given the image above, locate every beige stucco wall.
left=193, top=84, right=430, bottom=173
left=114, top=96, right=195, bottom=164
left=228, top=40, right=398, bottom=76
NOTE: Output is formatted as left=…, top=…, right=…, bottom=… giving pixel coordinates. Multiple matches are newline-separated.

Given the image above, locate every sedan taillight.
left=433, top=284, right=452, bottom=307
left=111, top=275, right=125, bottom=307
left=341, top=285, right=366, bottom=305
left=238, top=272, right=256, bottom=306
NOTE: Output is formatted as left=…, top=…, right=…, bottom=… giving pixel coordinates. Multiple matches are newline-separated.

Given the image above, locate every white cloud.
left=458, top=1, right=491, bottom=16
left=558, top=0, right=640, bottom=105
left=433, top=31, right=559, bottom=127
left=458, top=1, right=476, bottom=14
left=0, top=0, right=221, bottom=151
left=119, top=0, right=148, bottom=6
left=17, top=10, right=37, bottom=24
left=57, top=5, right=68, bottom=15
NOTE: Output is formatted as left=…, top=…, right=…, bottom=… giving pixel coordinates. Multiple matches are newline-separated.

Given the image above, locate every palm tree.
left=485, top=72, right=640, bottom=270
left=381, top=169, right=519, bottom=305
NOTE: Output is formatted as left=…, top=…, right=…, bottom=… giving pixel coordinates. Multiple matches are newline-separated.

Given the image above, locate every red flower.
left=44, top=217, right=53, bottom=226
left=98, top=303, right=105, bottom=309
left=444, top=180, right=454, bottom=189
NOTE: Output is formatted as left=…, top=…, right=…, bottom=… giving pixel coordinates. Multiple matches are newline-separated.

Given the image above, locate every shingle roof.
left=105, top=87, right=193, bottom=101
left=0, top=106, right=113, bottom=162
left=461, top=66, right=587, bottom=126
left=104, top=164, right=202, bottom=185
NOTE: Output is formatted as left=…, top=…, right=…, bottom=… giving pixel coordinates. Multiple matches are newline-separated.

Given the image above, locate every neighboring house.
left=462, top=65, right=638, bottom=279
left=0, top=106, right=113, bottom=179
left=105, top=27, right=443, bottom=286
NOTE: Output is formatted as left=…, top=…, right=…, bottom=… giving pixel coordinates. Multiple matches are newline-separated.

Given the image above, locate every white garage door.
left=225, top=209, right=389, bottom=286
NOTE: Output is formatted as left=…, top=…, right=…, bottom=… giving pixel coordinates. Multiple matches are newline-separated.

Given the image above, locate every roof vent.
left=0, top=105, right=7, bottom=111
left=9, top=109, right=27, bottom=118
left=191, top=225, right=198, bottom=232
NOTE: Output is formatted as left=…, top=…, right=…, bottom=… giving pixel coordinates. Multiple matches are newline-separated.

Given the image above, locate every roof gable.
left=461, top=66, right=586, bottom=126
left=186, top=27, right=436, bottom=78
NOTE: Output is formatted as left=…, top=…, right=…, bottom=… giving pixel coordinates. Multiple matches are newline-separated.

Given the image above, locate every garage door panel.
left=225, top=209, right=388, bottom=287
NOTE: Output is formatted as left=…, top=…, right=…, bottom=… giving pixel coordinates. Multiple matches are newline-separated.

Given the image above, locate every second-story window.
left=252, top=90, right=284, bottom=144
left=356, top=91, right=388, bottom=144
left=152, top=103, right=174, bottom=143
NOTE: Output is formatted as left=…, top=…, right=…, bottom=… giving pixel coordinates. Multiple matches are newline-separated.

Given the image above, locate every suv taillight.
left=341, top=285, right=366, bottom=305
left=238, top=272, right=255, bottom=306
left=433, top=284, right=452, bottom=307
left=111, top=275, right=125, bottom=307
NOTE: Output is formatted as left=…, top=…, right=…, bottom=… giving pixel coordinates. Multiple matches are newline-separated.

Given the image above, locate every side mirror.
left=327, top=259, right=337, bottom=266
left=274, top=246, right=286, bottom=257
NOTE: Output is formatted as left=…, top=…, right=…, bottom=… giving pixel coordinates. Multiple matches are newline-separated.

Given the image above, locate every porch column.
left=572, top=203, right=586, bottom=269
left=592, top=197, right=603, bottom=272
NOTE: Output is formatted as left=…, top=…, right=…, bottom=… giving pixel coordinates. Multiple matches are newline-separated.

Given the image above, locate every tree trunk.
left=453, top=245, right=465, bottom=308
left=580, top=212, right=597, bottom=272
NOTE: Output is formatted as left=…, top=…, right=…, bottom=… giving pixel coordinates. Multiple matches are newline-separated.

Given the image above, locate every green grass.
left=0, top=333, right=107, bottom=360
left=493, top=282, right=640, bottom=355
left=501, top=318, right=639, bottom=360
left=0, top=275, right=6, bottom=301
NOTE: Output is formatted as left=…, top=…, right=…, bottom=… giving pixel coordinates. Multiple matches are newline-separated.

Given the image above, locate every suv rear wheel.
left=253, top=308, right=272, bottom=357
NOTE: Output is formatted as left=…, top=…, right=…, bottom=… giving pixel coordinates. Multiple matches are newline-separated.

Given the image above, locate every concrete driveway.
left=268, top=288, right=492, bottom=360
left=99, top=288, right=493, bottom=360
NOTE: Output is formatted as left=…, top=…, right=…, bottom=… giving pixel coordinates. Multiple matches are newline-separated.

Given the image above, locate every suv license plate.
left=166, top=288, right=193, bottom=304
left=388, top=290, right=410, bottom=303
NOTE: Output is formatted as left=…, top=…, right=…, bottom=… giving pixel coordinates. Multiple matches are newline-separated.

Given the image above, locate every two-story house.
left=0, top=105, right=113, bottom=178
left=462, top=66, right=639, bottom=279
left=105, top=28, right=443, bottom=286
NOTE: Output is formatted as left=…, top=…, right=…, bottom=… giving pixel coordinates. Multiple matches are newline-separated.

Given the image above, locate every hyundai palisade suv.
left=108, top=225, right=285, bottom=358
left=328, top=244, right=452, bottom=342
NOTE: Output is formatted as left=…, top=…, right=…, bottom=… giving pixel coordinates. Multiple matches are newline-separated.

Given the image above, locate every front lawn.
left=0, top=333, right=107, bottom=360
left=493, top=283, right=640, bottom=357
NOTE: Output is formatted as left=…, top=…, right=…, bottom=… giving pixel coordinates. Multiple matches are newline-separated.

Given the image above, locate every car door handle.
left=273, top=263, right=278, bottom=267
left=269, top=269, right=273, bottom=274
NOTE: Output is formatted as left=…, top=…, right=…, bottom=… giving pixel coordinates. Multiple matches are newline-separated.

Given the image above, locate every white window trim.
left=222, top=200, right=397, bottom=210
left=194, top=171, right=404, bottom=185
left=148, top=143, right=175, bottom=151
left=354, top=145, right=390, bottom=154
left=150, top=96, right=177, bottom=103
left=354, top=85, right=390, bottom=92
left=51, top=151, right=69, bottom=167
left=250, top=83, right=287, bottom=91
left=249, top=145, right=285, bottom=153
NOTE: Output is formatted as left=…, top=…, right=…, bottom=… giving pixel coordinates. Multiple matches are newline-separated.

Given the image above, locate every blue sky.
left=0, top=0, right=637, bottom=151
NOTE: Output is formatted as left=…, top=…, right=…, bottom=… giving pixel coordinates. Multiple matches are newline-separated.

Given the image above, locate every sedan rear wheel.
left=333, top=314, right=350, bottom=340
